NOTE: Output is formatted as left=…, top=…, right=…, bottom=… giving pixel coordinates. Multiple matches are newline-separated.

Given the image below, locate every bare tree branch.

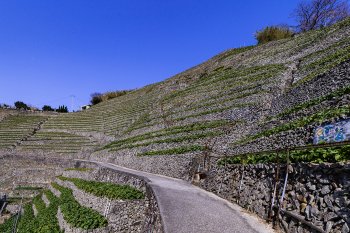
left=293, top=0, right=350, bottom=32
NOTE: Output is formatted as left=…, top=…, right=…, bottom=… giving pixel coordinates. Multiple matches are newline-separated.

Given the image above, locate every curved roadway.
left=86, top=161, right=275, bottom=233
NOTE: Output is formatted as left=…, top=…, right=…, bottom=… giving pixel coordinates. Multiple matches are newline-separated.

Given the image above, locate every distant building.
left=81, top=105, right=92, bottom=110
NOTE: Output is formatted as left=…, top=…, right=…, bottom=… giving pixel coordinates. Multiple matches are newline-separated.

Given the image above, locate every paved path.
left=86, top=161, right=275, bottom=233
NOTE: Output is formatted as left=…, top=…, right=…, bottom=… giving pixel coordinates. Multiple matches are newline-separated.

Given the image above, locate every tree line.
left=0, top=101, right=69, bottom=113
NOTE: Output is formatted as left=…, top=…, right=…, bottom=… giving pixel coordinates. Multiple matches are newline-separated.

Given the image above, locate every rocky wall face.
left=197, top=160, right=350, bottom=233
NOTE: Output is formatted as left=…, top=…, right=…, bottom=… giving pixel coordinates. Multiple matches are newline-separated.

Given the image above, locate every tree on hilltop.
left=14, top=101, right=29, bottom=110
left=293, top=0, right=350, bottom=32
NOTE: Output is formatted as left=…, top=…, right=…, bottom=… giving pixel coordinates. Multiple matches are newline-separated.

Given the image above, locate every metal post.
left=238, top=167, right=245, bottom=204
left=280, top=149, right=290, bottom=207
left=276, top=149, right=290, bottom=230
left=269, top=152, right=280, bottom=221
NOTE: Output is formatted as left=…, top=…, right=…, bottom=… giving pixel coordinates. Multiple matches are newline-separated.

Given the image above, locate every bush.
left=90, top=90, right=132, bottom=105
left=90, top=93, right=103, bottom=105
left=42, top=105, right=54, bottom=111
left=255, top=26, right=294, bottom=44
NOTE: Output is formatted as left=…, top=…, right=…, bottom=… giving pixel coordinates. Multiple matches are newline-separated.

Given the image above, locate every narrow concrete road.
left=91, top=161, right=275, bottom=233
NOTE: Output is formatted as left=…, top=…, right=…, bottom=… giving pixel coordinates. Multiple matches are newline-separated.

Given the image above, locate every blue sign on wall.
left=313, top=119, right=350, bottom=144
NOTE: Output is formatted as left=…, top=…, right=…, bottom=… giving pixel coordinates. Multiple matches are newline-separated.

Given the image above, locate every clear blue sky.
left=0, top=0, right=298, bottom=111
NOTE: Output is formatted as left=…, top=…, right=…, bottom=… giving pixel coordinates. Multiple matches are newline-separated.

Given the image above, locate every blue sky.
left=0, top=1, right=298, bottom=111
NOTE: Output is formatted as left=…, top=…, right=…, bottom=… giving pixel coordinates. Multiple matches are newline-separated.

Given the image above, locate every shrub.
left=42, top=105, right=54, bottom=111
left=90, top=90, right=133, bottom=105
left=255, top=26, right=294, bottom=44
left=90, top=93, right=103, bottom=105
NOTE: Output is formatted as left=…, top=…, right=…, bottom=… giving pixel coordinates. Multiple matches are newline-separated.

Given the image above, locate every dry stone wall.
left=91, top=150, right=196, bottom=180
left=196, top=159, right=350, bottom=233
left=56, top=178, right=146, bottom=232
left=61, top=162, right=164, bottom=233
left=57, top=207, right=111, bottom=233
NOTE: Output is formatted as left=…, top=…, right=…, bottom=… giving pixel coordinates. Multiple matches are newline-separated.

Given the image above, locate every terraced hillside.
left=3, top=19, right=347, bottom=179
left=1, top=19, right=350, bottom=233
left=0, top=114, right=48, bottom=151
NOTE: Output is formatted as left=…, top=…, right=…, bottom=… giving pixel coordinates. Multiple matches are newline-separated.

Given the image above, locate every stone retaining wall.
left=42, top=193, right=50, bottom=207
left=57, top=207, right=111, bottom=233
left=91, top=150, right=196, bottom=180
left=56, top=178, right=147, bottom=233
left=49, top=184, right=61, bottom=197
left=60, top=162, right=164, bottom=233
left=196, top=159, right=350, bottom=233
left=32, top=204, right=38, bottom=217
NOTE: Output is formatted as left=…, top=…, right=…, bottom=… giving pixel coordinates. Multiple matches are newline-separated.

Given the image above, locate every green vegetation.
left=103, top=120, right=228, bottom=150
left=57, top=176, right=144, bottom=200
left=139, top=145, right=205, bottom=156
left=0, top=215, right=16, bottom=233
left=33, top=194, right=46, bottom=212
left=5, top=185, right=107, bottom=232
left=0, top=115, right=47, bottom=149
left=90, top=90, right=133, bottom=105
left=163, top=64, right=284, bottom=101
left=34, top=190, right=61, bottom=233
left=218, top=145, right=350, bottom=165
left=235, top=105, right=350, bottom=145
left=17, top=204, right=36, bottom=233
left=52, top=182, right=107, bottom=230
left=12, top=191, right=62, bottom=233
left=64, top=167, right=93, bottom=172
left=215, top=46, right=255, bottom=61
left=255, top=26, right=293, bottom=44
left=179, top=88, right=266, bottom=114
left=270, top=85, right=350, bottom=120
left=110, top=131, right=222, bottom=151
left=124, top=112, right=152, bottom=133
left=173, top=103, right=255, bottom=122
